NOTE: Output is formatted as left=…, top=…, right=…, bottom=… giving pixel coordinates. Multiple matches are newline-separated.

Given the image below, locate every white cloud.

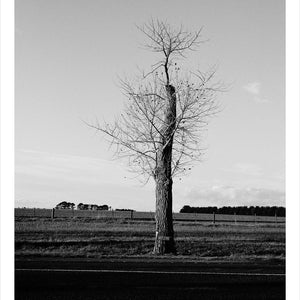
left=15, top=150, right=285, bottom=211
left=244, top=82, right=261, bottom=95
left=243, top=82, right=270, bottom=103
left=180, top=185, right=285, bottom=208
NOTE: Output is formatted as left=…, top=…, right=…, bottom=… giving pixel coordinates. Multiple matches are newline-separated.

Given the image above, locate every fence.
left=15, top=208, right=285, bottom=224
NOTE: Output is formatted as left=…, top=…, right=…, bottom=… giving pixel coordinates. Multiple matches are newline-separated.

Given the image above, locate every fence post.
left=213, top=212, right=215, bottom=224
left=51, top=208, right=55, bottom=220
left=130, top=210, right=133, bottom=220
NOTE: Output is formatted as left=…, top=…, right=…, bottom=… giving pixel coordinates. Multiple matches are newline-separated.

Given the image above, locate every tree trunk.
left=153, top=85, right=176, bottom=255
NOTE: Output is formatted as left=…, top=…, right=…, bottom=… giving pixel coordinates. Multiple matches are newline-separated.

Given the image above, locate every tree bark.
left=153, top=85, right=176, bottom=254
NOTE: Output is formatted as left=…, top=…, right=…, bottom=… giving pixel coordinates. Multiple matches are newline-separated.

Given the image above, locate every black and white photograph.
left=0, top=0, right=299, bottom=299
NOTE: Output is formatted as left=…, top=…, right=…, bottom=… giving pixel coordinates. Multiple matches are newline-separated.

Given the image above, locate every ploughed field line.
left=16, top=268, right=285, bottom=277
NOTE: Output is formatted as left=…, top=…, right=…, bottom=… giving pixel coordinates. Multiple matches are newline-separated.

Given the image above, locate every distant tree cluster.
left=115, top=208, right=135, bottom=212
left=55, top=202, right=110, bottom=210
left=180, top=205, right=285, bottom=217
left=77, top=203, right=109, bottom=211
left=55, top=201, right=75, bottom=210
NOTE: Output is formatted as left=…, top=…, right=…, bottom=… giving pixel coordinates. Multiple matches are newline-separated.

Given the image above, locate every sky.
left=15, top=0, right=285, bottom=211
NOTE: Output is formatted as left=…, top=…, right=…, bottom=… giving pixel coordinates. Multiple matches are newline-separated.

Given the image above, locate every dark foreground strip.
left=15, top=268, right=285, bottom=277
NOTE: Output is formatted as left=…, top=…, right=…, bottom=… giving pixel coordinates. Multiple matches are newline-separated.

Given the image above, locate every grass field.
left=15, top=217, right=285, bottom=262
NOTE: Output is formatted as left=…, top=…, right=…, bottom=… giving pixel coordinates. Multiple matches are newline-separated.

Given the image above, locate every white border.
left=0, top=0, right=14, bottom=299
left=286, top=0, right=300, bottom=299
left=0, top=0, right=299, bottom=299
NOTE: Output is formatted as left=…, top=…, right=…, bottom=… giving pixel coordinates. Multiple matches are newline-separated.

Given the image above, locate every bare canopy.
left=89, top=20, right=223, bottom=182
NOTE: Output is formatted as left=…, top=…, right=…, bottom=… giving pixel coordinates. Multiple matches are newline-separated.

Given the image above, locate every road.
left=15, top=257, right=285, bottom=300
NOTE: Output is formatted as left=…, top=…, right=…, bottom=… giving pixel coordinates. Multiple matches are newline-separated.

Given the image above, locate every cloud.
left=180, top=185, right=285, bottom=208
left=243, top=82, right=270, bottom=103
left=244, top=82, right=261, bottom=95
left=15, top=150, right=285, bottom=211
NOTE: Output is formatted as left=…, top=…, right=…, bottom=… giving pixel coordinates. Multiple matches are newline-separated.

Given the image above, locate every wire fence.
left=15, top=208, right=285, bottom=224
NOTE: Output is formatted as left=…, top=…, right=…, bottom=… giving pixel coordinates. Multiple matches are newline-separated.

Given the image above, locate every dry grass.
left=15, top=217, right=285, bottom=261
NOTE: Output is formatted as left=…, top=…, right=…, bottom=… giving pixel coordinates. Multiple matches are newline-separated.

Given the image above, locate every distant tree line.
left=55, top=202, right=136, bottom=211
left=55, top=201, right=75, bottom=210
left=180, top=205, right=285, bottom=217
left=55, top=202, right=110, bottom=211
left=77, top=203, right=109, bottom=211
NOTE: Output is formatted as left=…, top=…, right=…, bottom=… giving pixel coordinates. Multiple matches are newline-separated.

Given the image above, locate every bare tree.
left=89, top=20, right=224, bottom=254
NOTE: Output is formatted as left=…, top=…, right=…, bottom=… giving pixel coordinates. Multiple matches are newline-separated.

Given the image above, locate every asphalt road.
left=15, top=257, right=285, bottom=300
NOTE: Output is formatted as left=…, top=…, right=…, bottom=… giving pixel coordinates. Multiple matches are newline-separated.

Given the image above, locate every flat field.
left=15, top=217, right=285, bottom=261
